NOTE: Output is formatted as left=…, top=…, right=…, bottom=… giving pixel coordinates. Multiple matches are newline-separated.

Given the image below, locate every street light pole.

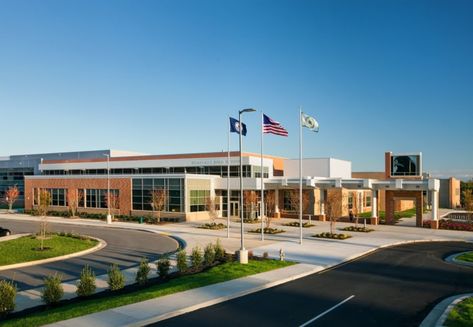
left=104, top=154, right=112, bottom=224
left=238, top=108, right=256, bottom=264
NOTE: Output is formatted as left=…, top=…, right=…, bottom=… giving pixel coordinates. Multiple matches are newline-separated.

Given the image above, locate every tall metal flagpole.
left=260, top=112, right=265, bottom=241
left=227, top=119, right=231, bottom=239
left=299, top=107, right=303, bottom=244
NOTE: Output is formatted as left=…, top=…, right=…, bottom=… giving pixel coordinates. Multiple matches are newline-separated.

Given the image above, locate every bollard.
left=279, top=248, right=285, bottom=261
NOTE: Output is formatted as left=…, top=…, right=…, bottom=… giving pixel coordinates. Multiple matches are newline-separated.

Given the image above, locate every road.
left=153, top=241, right=473, bottom=327
left=0, top=218, right=179, bottom=291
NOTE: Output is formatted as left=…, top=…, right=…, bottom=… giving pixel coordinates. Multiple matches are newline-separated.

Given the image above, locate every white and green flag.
left=301, top=112, right=319, bottom=132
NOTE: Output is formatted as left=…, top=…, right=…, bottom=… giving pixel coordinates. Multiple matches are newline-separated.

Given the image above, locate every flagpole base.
left=237, top=249, right=248, bottom=264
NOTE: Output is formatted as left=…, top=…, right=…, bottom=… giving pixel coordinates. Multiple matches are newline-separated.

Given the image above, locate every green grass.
left=358, top=208, right=418, bottom=221
left=0, top=235, right=98, bottom=266
left=445, top=297, right=473, bottom=327
left=1, top=259, right=294, bottom=327
left=456, top=252, right=473, bottom=263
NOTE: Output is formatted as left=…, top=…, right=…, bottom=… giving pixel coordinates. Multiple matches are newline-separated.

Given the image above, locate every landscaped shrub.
left=191, top=246, right=203, bottom=269
left=204, top=243, right=216, bottom=266
left=0, top=280, right=16, bottom=316
left=41, top=273, right=64, bottom=305
left=248, top=227, right=285, bottom=234
left=198, top=223, right=226, bottom=230
left=76, top=265, right=96, bottom=297
left=423, top=219, right=473, bottom=232
left=214, top=239, right=225, bottom=262
left=107, top=264, right=125, bottom=291
left=176, top=249, right=188, bottom=273
left=135, top=257, right=150, bottom=286
left=157, top=257, right=171, bottom=278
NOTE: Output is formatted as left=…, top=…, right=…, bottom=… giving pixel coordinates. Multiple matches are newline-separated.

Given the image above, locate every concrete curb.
left=0, top=235, right=107, bottom=272
left=445, top=251, right=473, bottom=267
left=420, top=293, right=473, bottom=327
left=0, top=233, right=30, bottom=242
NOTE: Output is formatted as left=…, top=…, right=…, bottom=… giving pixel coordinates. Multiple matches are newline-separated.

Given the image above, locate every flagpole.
left=227, top=118, right=231, bottom=239
left=260, top=112, right=265, bottom=241
left=299, top=107, right=303, bottom=245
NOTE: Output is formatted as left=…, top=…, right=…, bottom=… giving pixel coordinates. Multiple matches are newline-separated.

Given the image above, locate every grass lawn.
left=456, top=252, right=473, bottom=263
left=0, top=235, right=98, bottom=266
left=1, top=259, right=294, bottom=327
left=445, top=297, right=473, bottom=327
left=358, top=208, right=418, bottom=222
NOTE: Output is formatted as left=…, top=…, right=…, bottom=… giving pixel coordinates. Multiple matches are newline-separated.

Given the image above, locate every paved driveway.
left=0, top=218, right=179, bottom=291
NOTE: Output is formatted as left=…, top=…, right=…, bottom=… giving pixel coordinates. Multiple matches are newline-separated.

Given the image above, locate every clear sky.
left=1, top=0, right=472, bottom=178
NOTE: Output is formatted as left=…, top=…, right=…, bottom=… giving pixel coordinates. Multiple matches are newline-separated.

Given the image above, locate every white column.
left=431, top=190, right=439, bottom=221
left=319, top=189, right=325, bottom=216
left=274, top=188, right=280, bottom=214
left=372, top=190, right=378, bottom=218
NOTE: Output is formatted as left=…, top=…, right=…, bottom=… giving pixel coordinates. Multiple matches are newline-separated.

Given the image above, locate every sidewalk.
left=2, top=212, right=473, bottom=326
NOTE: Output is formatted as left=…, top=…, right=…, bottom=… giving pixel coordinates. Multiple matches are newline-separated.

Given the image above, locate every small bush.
left=41, top=273, right=64, bottom=305
left=0, top=280, right=16, bottom=315
left=135, top=257, right=150, bottom=286
left=214, top=239, right=225, bottom=262
left=107, top=264, right=125, bottom=291
left=176, top=249, right=188, bottom=273
left=157, top=257, right=171, bottom=278
left=76, top=265, right=96, bottom=297
left=204, top=243, right=216, bottom=266
left=191, top=246, right=203, bottom=269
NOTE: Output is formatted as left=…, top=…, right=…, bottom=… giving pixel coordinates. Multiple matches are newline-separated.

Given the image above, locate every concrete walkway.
left=1, top=212, right=473, bottom=326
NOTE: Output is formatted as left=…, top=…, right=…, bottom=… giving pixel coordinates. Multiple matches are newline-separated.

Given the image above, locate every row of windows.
left=190, top=190, right=210, bottom=212
left=41, top=165, right=269, bottom=178
left=33, top=188, right=119, bottom=208
left=132, top=178, right=183, bottom=212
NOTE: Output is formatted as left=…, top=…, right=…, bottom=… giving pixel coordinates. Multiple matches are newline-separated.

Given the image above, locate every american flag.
left=263, top=114, right=288, bottom=137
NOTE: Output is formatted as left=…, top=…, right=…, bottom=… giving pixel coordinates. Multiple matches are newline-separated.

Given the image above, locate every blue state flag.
left=229, top=117, right=247, bottom=136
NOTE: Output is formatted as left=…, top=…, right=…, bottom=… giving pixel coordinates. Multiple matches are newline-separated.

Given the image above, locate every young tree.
left=205, top=196, right=220, bottom=223
left=150, top=189, right=167, bottom=223
left=4, top=185, right=20, bottom=212
left=288, top=190, right=310, bottom=219
left=243, top=190, right=258, bottom=220
left=264, top=191, right=276, bottom=229
left=325, top=191, right=347, bottom=234
left=37, top=190, right=51, bottom=251
left=105, top=191, right=119, bottom=219
left=351, top=192, right=361, bottom=227
left=67, top=189, right=83, bottom=218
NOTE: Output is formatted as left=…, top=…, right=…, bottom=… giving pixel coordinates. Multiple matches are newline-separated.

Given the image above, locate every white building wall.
left=284, top=158, right=351, bottom=179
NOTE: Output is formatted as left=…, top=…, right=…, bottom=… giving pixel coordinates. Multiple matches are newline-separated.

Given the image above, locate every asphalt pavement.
left=152, top=242, right=473, bottom=327
left=0, top=218, right=178, bottom=291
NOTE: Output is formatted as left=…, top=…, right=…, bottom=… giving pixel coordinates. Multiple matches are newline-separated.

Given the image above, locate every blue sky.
left=0, top=0, right=472, bottom=178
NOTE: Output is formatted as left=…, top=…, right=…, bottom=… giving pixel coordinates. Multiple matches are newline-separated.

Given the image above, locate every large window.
left=365, top=194, right=371, bottom=207
left=85, top=189, right=119, bottom=209
left=45, top=188, right=66, bottom=206
left=190, top=190, right=210, bottom=212
left=132, top=178, right=183, bottom=212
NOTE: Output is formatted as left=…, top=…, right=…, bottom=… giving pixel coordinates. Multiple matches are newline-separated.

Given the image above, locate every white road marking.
left=299, top=295, right=356, bottom=327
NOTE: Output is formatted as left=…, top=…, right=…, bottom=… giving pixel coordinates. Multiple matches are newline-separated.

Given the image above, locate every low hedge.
left=313, top=232, right=351, bottom=240
left=282, top=222, right=315, bottom=228
left=248, top=228, right=285, bottom=234
left=198, top=223, right=226, bottom=230
left=423, top=219, right=473, bottom=232
left=341, top=226, right=374, bottom=233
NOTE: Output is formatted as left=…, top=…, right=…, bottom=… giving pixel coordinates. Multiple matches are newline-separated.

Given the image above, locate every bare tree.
left=105, top=191, right=120, bottom=219
left=150, top=189, right=167, bottom=223
left=351, top=192, right=360, bottom=227
left=288, top=190, right=310, bottom=219
left=4, top=185, right=19, bottom=213
left=264, top=191, right=276, bottom=228
left=37, top=190, right=51, bottom=251
left=205, top=196, right=220, bottom=223
left=325, top=191, right=347, bottom=234
left=243, top=190, right=258, bottom=220
left=67, top=189, right=83, bottom=218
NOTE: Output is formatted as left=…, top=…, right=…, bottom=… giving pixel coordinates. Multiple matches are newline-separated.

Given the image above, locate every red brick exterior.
left=385, top=190, right=423, bottom=226
left=25, top=177, right=132, bottom=215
